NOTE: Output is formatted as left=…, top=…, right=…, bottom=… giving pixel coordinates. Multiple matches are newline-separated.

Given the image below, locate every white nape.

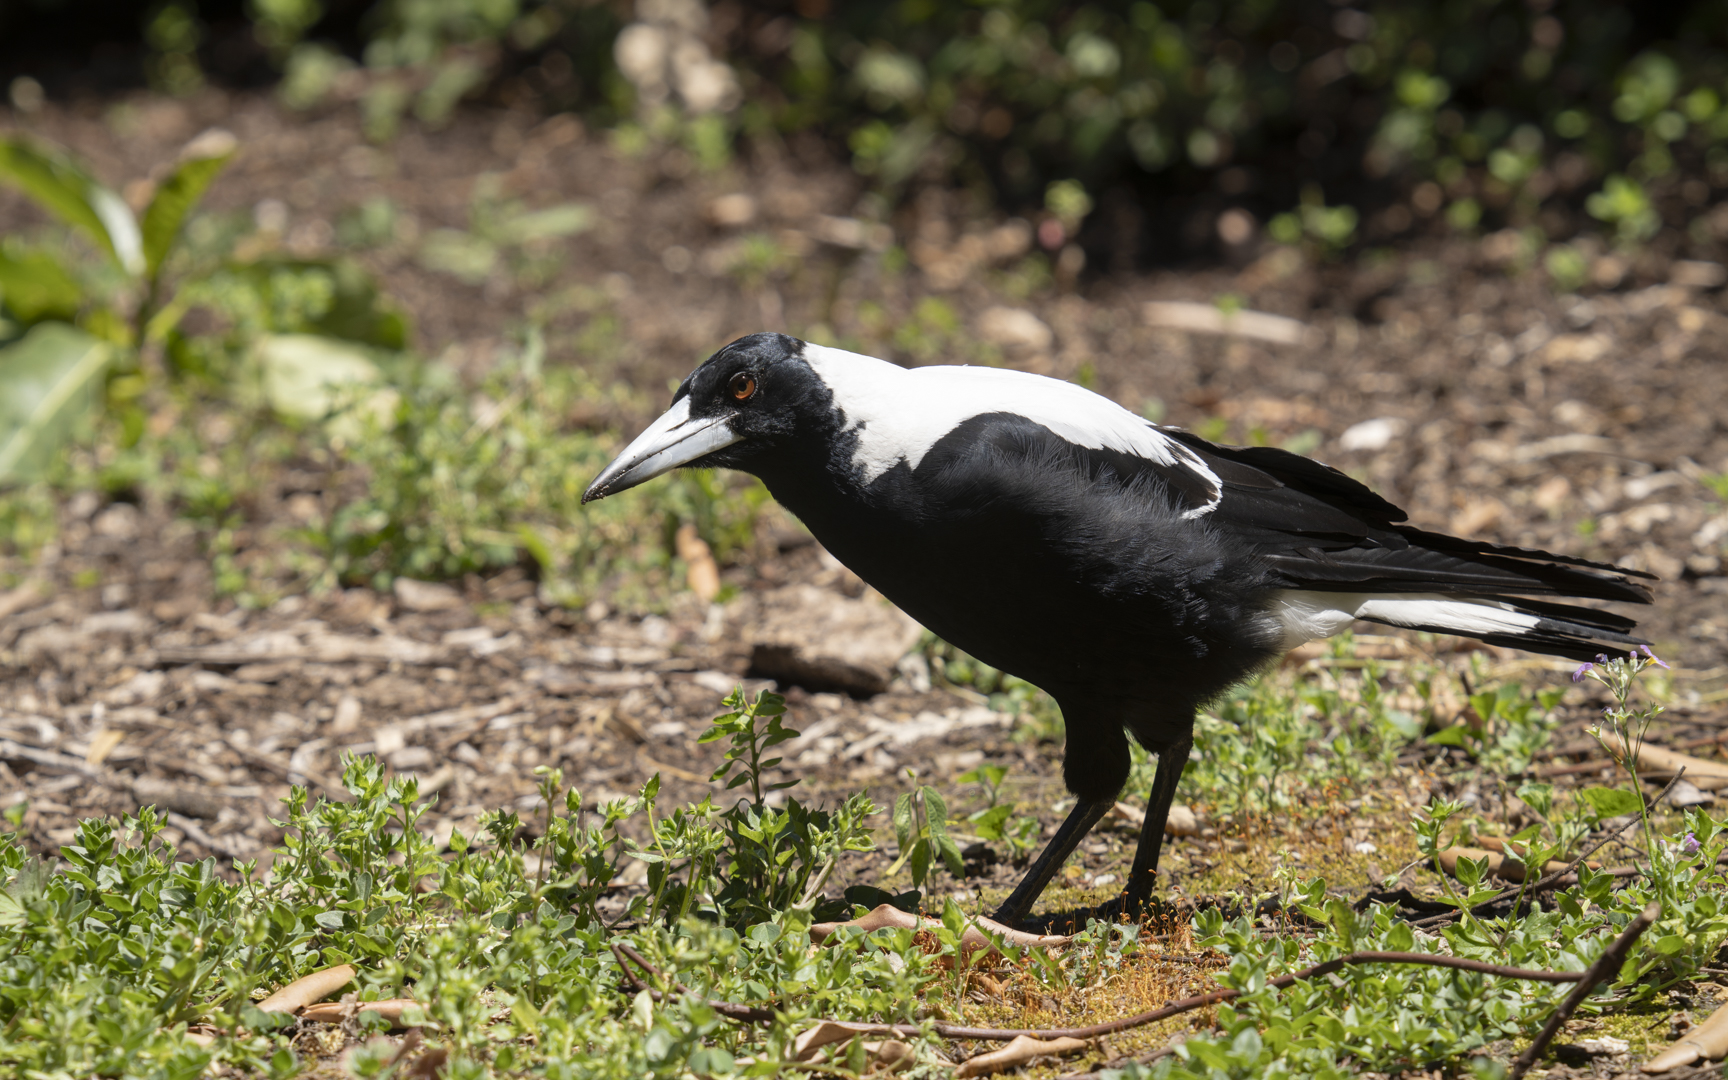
left=800, top=342, right=1221, bottom=515
left=1271, top=590, right=1541, bottom=650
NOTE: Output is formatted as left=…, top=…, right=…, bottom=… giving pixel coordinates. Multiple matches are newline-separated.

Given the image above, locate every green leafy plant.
left=0, top=131, right=235, bottom=483
left=957, top=763, right=1042, bottom=859
left=1576, top=647, right=1673, bottom=904
left=698, top=687, right=800, bottom=803
left=886, top=774, right=963, bottom=895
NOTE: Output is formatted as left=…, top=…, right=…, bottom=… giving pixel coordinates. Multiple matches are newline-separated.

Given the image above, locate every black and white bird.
left=582, top=333, right=1654, bottom=925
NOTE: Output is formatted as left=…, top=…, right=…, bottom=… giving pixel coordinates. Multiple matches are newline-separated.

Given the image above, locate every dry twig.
left=1509, top=900, right=1661, bottom=1078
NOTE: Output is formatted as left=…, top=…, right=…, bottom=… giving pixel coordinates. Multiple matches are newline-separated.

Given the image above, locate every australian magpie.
left=582, top=332, right=1655, bottom=926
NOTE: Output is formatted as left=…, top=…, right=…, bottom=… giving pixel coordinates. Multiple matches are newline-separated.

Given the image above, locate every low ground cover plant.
left=2, top=657, right=1722, bottom=1078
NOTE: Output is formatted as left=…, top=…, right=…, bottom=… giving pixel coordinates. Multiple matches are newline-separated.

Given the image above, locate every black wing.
left=1163, top=430, right=1655, bottom=607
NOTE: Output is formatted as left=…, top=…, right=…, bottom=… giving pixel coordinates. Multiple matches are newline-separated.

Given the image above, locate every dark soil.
left=3, top=90, right=1728, bottom=946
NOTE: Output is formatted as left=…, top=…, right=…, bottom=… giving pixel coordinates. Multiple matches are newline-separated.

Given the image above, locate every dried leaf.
left=1644, top=997, right=1728, bottom=1072
left=84, top=728, right=125, bottom=767
left=868, top=1040, right=915, bottom=1071
left=954, top=1035, right=1090, bottom=1078
left=256, top=964, right=356, bottom=1014
left=301, top=998, right=418, bottom=1026
left=794, top=1020, right=885, bottom=1061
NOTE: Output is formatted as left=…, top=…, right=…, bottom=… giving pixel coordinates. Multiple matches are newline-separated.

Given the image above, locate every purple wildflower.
left=1682, top=832, right=1701, bottom=856
left=1639, top=644, right=1670, bottom=669
left=1572, top=663, right=1594, bottom=683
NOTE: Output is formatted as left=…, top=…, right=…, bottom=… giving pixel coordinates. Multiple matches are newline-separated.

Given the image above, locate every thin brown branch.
left=1510, top=900, right=1661, bottom=1078
left=686, top=949, right=1596, bottom=1051
left=929, top=950, right=1587, bottom=1042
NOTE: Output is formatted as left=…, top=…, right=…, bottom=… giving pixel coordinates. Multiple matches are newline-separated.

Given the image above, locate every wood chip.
left=133, top=776, right=226, bottom=820
left=1144, top=300, right=1310, bottom=345
left=675, top=524, right=721, bottom=602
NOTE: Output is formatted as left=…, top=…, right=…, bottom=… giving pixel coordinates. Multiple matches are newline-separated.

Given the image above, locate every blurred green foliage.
left=161, top=0, right=1728, bottom=253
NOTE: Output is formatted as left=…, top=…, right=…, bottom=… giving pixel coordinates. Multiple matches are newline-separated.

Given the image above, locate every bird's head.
left=582, top=332, right=824, bottom=503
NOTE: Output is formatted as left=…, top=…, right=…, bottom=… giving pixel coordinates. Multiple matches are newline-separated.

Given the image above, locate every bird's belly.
left=810, top=517, right=1229, bottom=690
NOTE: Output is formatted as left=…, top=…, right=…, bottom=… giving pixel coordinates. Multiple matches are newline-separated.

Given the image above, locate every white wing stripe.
left=1271, top=590, right=1541, bottom=649
left=802, top=343, right=1221, bottom=514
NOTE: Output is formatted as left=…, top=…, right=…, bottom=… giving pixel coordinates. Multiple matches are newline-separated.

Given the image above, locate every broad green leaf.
left=969, top=802, right=1013, bottom=840
left=1578, top=786, right=1643, bottom=819
left=495, top=202, right=594, bottom=245
left=937, top=835, right=964, bottom=878
left=0, top=245, right=81, bottom=323
left=0, top=135, right=143, bottom=275
left=251, top=333, right=392, bottom=424
left=419, top=228, right=498, bottom=283
left=0, top=322, right=110, bottom=484
left=140, top=128, right=237, bottom=280
left=891, top=792, right=913, bottom=850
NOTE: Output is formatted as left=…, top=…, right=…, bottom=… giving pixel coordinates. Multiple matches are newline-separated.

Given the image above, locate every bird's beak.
left=582, top=397, right=743, bottom=503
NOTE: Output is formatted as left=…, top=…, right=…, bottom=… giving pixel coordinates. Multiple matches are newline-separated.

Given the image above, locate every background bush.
left=6, top=1, right=1728, bottom=263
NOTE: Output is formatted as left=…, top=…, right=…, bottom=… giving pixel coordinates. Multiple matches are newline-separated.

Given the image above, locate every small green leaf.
left=1468, top=690, right=1498, bottom=723
left=1514, top=782, right=1554, bottom=819
left=908, top=836, right=931, bottom=889
left=140, top=128, right=237, bottom=281
left=495, top=202, right=594, bottom=245
left=1427, top=724, right=1471, bottom=747
left=937, top=835, right=964, bottom=878
left=969, top=803, right=1013, bottom=840
left=251, top=333, right=387, bottom=421
left=891, top=793, right=913, bottom=851
left=0, top=135, right=143, bottom=275
left=1578, top=786, right=1643, bottom=819
left=0, top=322, right=110, bottom=484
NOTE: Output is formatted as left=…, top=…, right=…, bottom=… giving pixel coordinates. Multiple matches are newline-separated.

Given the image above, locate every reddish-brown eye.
left=729, top=373, right=756, bottom=400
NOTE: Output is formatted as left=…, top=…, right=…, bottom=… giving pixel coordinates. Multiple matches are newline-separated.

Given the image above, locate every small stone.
left=1671, top=260, right=1726, bottom=289
left=977, top=306, right=1054, bottom=353
left=1165, top=804, right=1201, bottom=837
left=387, top=745, right=434, bottom=771
left=1669, top=779, right=1715, bottom=807
left=747, top=583, right=925, bottom=696
left=706, top=193, right=756, bottom=227
left=393, top=577, right=464, bottom=612
left=1338, top=416, right=1406, bottom=452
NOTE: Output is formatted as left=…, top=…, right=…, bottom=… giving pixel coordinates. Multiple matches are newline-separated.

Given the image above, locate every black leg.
left=1122, top=736, right=1192, bottom=917
left=990, top=797, right=1114, bottom=926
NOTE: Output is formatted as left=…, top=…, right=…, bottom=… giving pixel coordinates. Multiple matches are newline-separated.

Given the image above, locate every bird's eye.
left=729, top=372, right=756, bottom=401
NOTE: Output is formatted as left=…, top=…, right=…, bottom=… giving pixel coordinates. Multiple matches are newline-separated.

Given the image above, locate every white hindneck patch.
left=800, top=342, right=1220, bottom=515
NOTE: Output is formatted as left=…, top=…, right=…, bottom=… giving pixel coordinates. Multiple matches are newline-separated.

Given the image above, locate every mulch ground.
left=3, top=89, right=1728, bottom=984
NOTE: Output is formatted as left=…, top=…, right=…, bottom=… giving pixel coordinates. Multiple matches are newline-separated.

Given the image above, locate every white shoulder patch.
left=801, top=343, right=1221, bottom=516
